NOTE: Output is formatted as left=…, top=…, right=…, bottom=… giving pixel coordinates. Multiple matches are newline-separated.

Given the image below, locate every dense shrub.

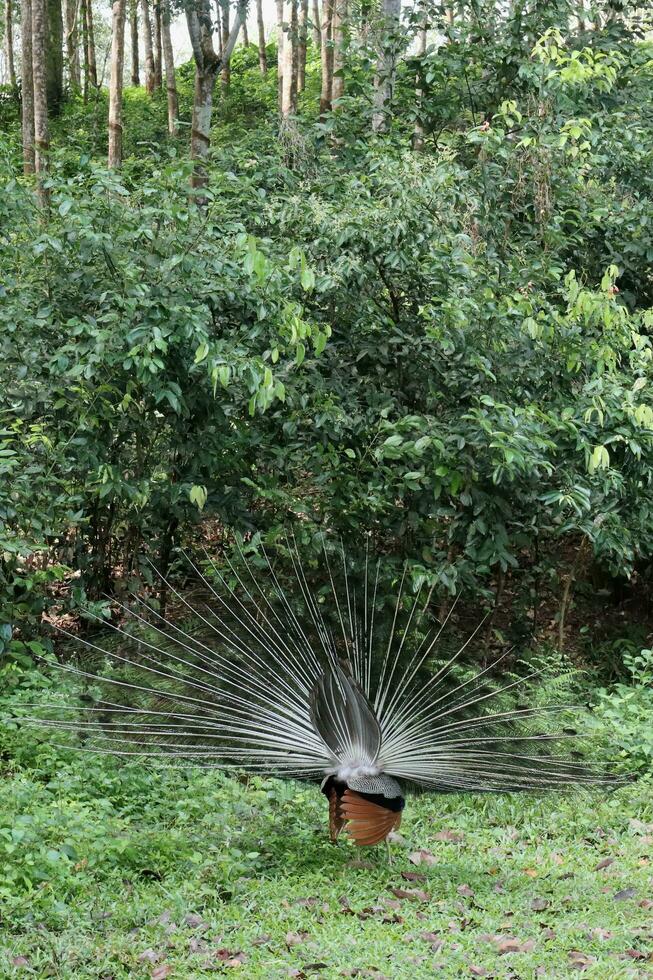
left=2, top=15, right=653, bottom=665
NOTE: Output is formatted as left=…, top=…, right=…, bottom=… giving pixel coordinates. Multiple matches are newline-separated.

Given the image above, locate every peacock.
left=12, top=539, right=629, bottom=853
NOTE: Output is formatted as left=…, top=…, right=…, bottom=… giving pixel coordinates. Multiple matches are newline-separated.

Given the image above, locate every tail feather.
left=7, top=539, right=631, bottom=794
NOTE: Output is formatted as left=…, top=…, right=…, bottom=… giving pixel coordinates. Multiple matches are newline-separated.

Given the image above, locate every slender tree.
left=412, top=15, right=426, bottom=149
left=108, top=0, right=126, bottom=166
left=153, top=0, right=162, bottom=86
left=85, top=0, right=98, bottom=89
left=46, top=0, right=64, bottom=111
left=311, top=0, right=320, bottom=47
left=256, top=0, right=266, bottom=73
left=80, top=0, right=87, bottom=97
left=130, top=0, right=139, bottom=84
left=21, top=0, right=35, bottom=173
left=319, top=0, right=333, bottom=114
left=161, top=0, right=178, bottom=134
left=3, top=0, right=16, bottom=88
left=140, top=0, right=155, bottom=92
left=276, top=0, right=282, bottom=103
left=372, top=0, right=401, bottom=132
left=186, top=0, right=243, bottom=190
left=220, top=0, right=230, bottom=88
left=241, top=14, right=247, bottom=44
left=32, top=0, right=50, bottom=206
left=215, top=0, right=223, bottom=54
left=331, top=0, right=346, bottom=103
left=280, top=0, right=297, bottom=117
left=65, top=0, right=81, bottom=90
left=297, top=0, right=308, bottom=93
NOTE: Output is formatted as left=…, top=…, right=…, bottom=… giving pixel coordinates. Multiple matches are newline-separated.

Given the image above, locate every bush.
left=592, top=648, right=653, bottom=773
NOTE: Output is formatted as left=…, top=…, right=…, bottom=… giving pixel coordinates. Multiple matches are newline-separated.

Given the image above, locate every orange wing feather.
left=339, top=789, right=402, bottom=846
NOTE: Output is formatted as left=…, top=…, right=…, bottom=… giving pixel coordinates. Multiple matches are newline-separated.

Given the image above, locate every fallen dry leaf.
left=613, top=888, right=636, bottom=901
left=594, top=858, right=615, bottom=872
left=629, top=818, right=653, bottom=835
left=401, top=870, right=426, bottom=882
left=138, top=949, right=162, bottom=964
left=390, top=887, right=430, bottom=901
left=151, top=966, right=173, bottom=980
left=184, top=914, right=208, bottom=929
left=623, top=949, right=649, bottom=961
left=523, top=868, right=539, bottom=878
left=434, top=830, right=464, bottom=842
left=568, top=951, right=596, bottom=972
left=408, top=849, right=437, bottom=866
left=468, top=967, right=489, bottom=977
left=531, top=898, right=549, bottom=911
left=496, top=937, right=535, bottom=954
left=286, top=931, right=310, bottom=946
left=586, top=928, right=612, bottom=941
left=457, top=884, right=474, bottom=898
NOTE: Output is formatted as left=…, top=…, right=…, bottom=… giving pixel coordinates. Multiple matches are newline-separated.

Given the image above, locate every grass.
left=0, top=733, right=651, bottom=979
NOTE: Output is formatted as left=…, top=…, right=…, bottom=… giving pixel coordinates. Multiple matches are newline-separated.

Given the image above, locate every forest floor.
left=0, top=747, right=651, bottom=979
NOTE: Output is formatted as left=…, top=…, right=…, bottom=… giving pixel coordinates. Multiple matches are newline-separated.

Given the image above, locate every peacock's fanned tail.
left=10, top=539, right=629, bottom=795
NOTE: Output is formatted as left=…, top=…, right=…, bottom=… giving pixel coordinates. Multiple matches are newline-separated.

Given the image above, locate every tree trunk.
left=319, top=0, right=333, bottom=114
left=32, top=0, right=50, bottom=206
left=280, top=0, right=297, bottom=117
left=191, top=65, right=214, bottom=183
left=130, top=0, right=139, bottom=83
left=311, top=0, right=320, bottom=47
left=215, top=0, right=223, bottom=55
left=152, top=0, right=162, bottom=86
left=140, top=0, right=155, bottom=92
left=21, top=0, right=35, bottom=173
left=4, top=0, right=16, bottom=88
left=187, top=0, right=243, bottom=192
left=80, top=0, right=87, bottom=97
left=242, top=17, right=248, bottom=44
left=85, top=0, right=98, bottom=89
left=331, top=0, right=346, bottom=103
left=65, top=0, right=81, bottom=90
left=276, top=0, right=282, bottom=104
left=46, top=0, right=64, bottom=112
left=372, top=0, right=401, bottom=132
left=412, top=18, right=426, bottom=149
left=108, top=0, right=126, bottom=167
left=162, top=0, right=177, bottom=134
left=256, top=0, right=266, bottom=73
left=297, top=0, right=307, bottom=93
left=220, top=0, right=230, bottom=88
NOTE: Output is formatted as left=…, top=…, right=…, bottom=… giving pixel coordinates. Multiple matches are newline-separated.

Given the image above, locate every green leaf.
left=194, top=342, right=209, bottom=364
left=189, top=485, right=208, bottom=511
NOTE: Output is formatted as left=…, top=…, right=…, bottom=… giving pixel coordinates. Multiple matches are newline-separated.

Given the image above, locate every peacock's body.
left=14, top=542, right=628, bottom=850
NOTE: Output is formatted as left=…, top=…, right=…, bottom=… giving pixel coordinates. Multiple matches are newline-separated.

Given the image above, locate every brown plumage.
left=328, top=786, right=346, bottom=842
left=324, top=777, right=404, bottom=847
left=340, top=789, right=402, bottom=846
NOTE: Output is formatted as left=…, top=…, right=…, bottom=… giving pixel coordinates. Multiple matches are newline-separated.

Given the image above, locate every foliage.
left=0, top=154, right=326, bottom=638
left=2, top=5, right=653, bottom=669
left=593, top=647, right=653, bottom=771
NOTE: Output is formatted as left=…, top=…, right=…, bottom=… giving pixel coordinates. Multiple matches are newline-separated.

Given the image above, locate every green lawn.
left=0, top=739, right=651, bottom=979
